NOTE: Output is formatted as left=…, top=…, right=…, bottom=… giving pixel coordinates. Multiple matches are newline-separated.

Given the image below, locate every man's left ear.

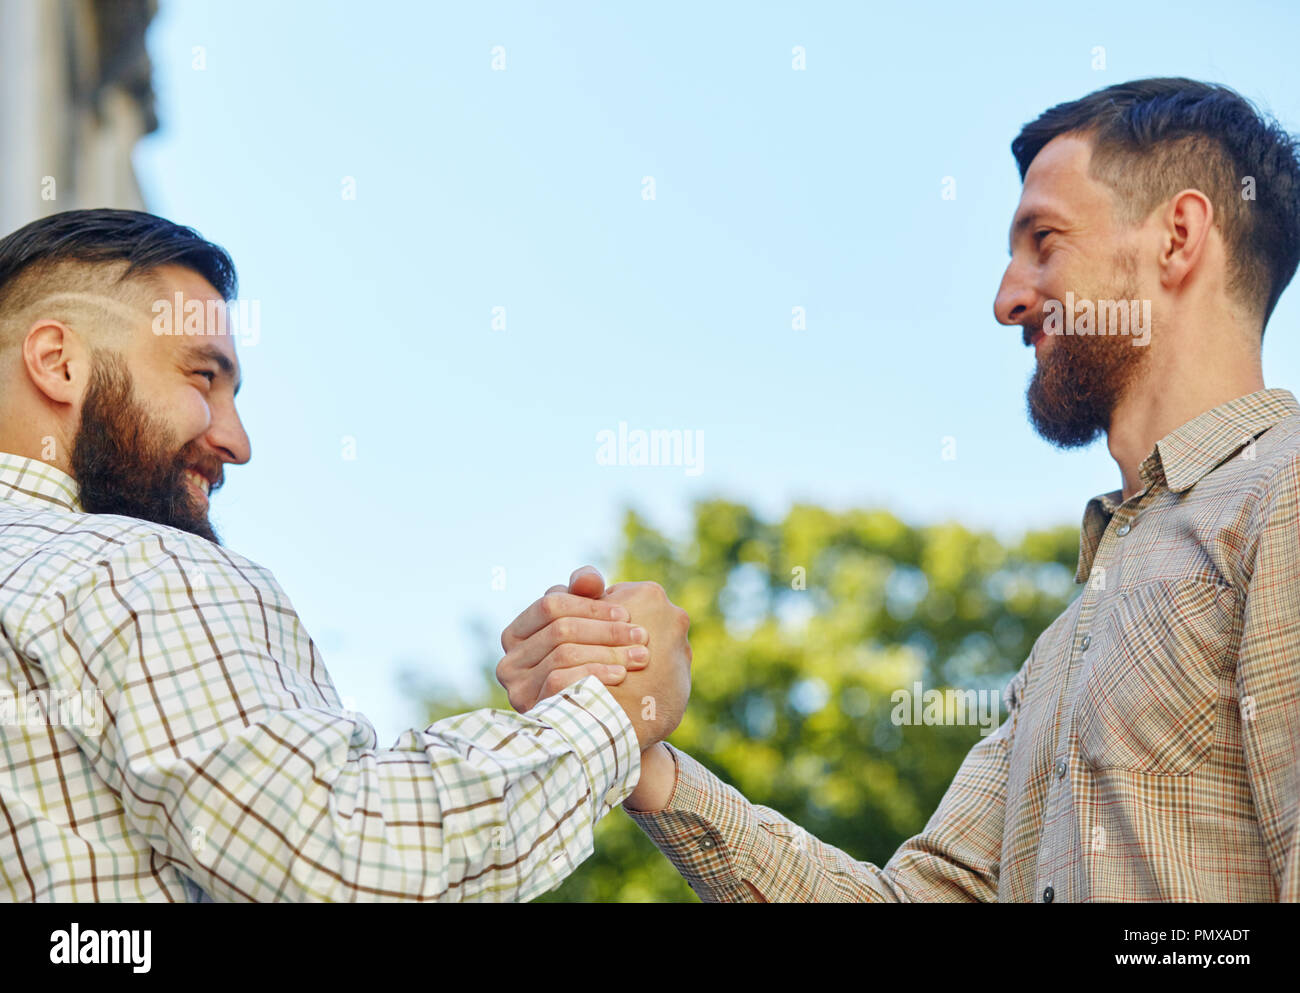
left=1157, top=188, right=1214, bottom=292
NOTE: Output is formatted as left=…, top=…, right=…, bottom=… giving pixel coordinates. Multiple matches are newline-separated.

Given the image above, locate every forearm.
left=625, top=730, right=1014, bottom=903
left=116, top=676, right=640, bottom=902
left=624, top=742, right=677, bottom=812
left=624, top=745, right=904, bottom=902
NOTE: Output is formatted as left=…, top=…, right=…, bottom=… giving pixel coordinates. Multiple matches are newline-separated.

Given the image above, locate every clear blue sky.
left=133, top=0, right=1300, bottom=743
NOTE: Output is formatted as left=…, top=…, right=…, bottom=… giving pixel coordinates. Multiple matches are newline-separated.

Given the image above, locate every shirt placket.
left=1035, top=467, right=1161, bottom=904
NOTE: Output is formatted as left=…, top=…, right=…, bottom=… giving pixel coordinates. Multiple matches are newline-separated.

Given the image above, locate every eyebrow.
left=179, top=343, right=242, bottom=397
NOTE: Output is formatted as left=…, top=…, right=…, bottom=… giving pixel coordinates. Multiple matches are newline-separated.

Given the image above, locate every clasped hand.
left=497, top=566, right=692, bottom=755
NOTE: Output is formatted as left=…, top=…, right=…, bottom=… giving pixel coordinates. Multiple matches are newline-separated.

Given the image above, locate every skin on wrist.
left=624, top=741, right=676, bottom=812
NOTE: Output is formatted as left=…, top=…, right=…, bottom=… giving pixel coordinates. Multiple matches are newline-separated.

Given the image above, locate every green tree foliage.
left=418, top=500, right=1081, bottom=902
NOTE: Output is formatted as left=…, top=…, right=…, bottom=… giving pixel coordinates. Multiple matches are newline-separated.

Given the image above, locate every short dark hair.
left=0, top=208, right=237, bottom=311
left=1011, top=78, right=1300, bottom=332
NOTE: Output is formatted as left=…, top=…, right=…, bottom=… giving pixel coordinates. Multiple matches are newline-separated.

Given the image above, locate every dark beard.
left=70, top=351, right=222, bottom=545
left=1026, top=259, right=1151, bottom=448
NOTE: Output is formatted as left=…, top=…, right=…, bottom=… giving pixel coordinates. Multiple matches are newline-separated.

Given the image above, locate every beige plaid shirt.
left=0, top=452, right=640, bottom=901
left=629, top=388, right=1300, bottom=902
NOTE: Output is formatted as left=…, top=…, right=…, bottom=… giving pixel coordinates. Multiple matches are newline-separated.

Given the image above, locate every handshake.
left=496, top=566, right=692, bottom=810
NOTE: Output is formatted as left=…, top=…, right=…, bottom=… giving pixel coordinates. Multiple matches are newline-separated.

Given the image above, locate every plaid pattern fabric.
left=0, top=452, right=639, bottom=901
left=628, top=388, right=1300, bottom=902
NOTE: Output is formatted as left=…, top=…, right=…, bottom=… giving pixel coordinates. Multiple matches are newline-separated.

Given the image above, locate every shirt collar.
left=0, top=451, right=85, bottom=513
left=1074, top=388, right=1300, bottom=584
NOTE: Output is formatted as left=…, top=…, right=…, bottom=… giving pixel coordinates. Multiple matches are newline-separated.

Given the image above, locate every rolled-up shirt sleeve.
left=20, top=530, right=639, bottom=902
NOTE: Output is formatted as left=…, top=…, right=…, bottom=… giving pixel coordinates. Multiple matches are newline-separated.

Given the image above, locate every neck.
left=0, top=414, right=76, bottom=477
left=1107, top=324, right=1264, bottom=502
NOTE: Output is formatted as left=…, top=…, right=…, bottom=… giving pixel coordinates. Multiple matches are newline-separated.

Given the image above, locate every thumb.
left=568, top=565, right=606, bottom=599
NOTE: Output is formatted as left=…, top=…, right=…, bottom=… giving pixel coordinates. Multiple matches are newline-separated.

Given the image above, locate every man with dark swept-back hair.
left=1003, top=77, right=1300, bottom=451
left=1012, top=77, right=1300, bottom=331
left=499, top=77, right=1300, bottom=903
left=0, top=208, right=694, bottom=902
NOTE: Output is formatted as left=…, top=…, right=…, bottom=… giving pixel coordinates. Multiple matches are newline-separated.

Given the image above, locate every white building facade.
left=0, top=0, right=157, bottom=235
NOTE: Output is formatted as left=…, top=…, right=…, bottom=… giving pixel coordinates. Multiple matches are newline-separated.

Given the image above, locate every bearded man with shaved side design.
left=0, top=209, right=692, bottom=902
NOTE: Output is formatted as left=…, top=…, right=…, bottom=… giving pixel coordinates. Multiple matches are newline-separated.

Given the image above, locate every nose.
left=205, top=402, right=252, bottom=468
left=994, top=257, right=1039, bottom=327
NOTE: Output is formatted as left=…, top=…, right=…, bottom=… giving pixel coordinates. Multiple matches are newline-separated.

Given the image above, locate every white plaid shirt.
left=0, top=452, right=639, bottom=901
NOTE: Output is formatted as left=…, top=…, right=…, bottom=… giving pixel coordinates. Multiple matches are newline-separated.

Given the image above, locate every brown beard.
left=70, top=350, right=222, bottom=544
left=1026, top=252, right=1151, bottom=448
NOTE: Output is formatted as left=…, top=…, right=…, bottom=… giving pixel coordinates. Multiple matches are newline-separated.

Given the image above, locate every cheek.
left=1040, top=251, right=1074, bottom=293
left=170, top=387, right=213, bottom=440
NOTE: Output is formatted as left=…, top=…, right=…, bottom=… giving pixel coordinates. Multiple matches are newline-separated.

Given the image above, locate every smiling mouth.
left=182, top=468, right=211, bottom=502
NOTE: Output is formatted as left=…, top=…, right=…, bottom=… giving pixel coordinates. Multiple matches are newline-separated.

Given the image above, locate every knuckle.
left=539, top=593, right=563, bottom=620
left=542, top=670, right=567, bottom=695
left=554, top=643, right=579, bottom=666
left=551, top=617, right=575, bottom=642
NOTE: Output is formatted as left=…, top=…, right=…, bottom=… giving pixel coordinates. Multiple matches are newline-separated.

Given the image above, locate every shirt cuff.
left=527, top=674, right=641, bottom=821
left=622, top=743, right=756, bottom=901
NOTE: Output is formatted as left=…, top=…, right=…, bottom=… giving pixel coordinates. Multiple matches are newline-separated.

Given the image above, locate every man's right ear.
left=22, top=319, right=84, bottom=406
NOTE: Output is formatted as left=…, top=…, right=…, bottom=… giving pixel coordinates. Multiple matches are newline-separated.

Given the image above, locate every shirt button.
left=1080, top=635, right=1091, bottom=651
left=1042, top=885, right=1054, bottom=903
left=698, top=836, right=715, bottom=851
left=1055, top=759, right=1067, bottom=778
left=1116, top=523, right=1131, bottom=536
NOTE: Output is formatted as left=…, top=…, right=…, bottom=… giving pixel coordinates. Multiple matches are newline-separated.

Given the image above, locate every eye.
left=1034, top=228, right=1053, bottom=245
left=193, top=370, right=217, bottom=385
